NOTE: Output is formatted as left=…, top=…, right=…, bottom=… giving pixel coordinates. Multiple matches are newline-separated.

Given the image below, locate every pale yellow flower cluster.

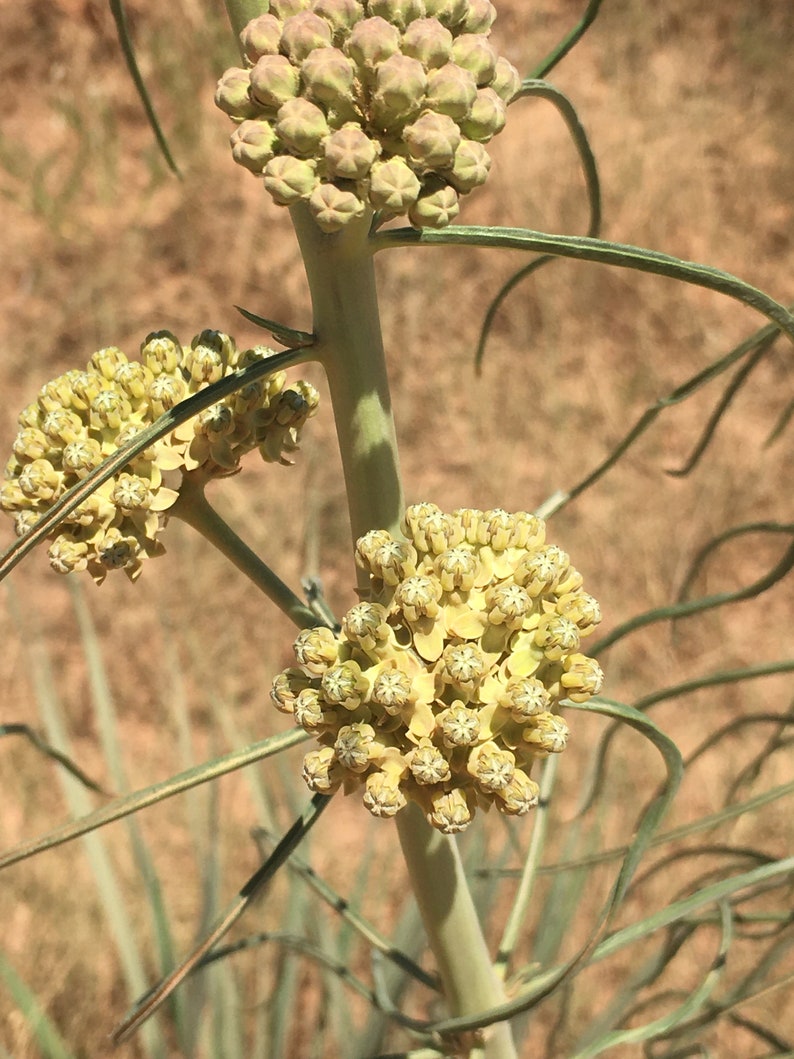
left=272, top=503, right=603, bottom=833
left=1, top=330, right=318, bottom=582
left=216, top=0, right=522, bottom=231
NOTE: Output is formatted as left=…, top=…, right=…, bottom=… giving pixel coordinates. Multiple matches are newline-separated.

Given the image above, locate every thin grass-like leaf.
left=590, top=538, right=794, bottom=655
left=675, top=522, right=794, bottom=608
left=0, top=345, right=309, bottom=581
left=766, top=392, right=794, bottom=445
left=0, top=728, right=309, bottom=872
left=111, top=792, right=332, bottom=1044
left=422, top=699, right=682, bottom=1043
left=108, top=0, right=181, bottom=177
left=0, top=722, right=107, bottom=794
left=474, top=82, right=601, bottom=372
left=667, top=328, right=780, bottom=476
left=372, top=227, right=794, bottom=343
left=528, top=0, right=604, bottom=80
left=571, top=902, right=733, bottom=1058
left=0, top=952, right=74, bottom=1059
left=252, top=825, right=439, bottom=990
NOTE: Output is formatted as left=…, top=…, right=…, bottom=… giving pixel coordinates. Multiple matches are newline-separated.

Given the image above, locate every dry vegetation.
left=0, top=1, right=792, bottom=1056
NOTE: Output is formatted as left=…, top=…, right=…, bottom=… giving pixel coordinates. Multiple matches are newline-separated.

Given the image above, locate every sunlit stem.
left=172, top=473, right=318, bottom=629
left=290, top=202, right=517, bottom=1058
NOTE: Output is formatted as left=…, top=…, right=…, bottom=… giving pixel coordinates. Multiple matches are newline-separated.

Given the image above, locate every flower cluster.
left=272, top=503, right=603, bottom=833
left=216, top=0, right=521, bottom=232
left=1, top=330, right=318, bottom=582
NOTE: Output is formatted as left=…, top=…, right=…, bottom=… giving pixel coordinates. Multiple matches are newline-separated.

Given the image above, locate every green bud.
left=300, top=47, right=356, bottom=105
left=114, top=360, right=154, bottom=402
left=250, top=54, right=300, bottom=109
left=458, top=86, right=506, bottom=141
left=403, top=110, right=461, bottom=168
left=312, top=0, right=364, bottom=44
left=448, top=137, right=490, bottom=191
left=424, top=61, right=477, bottom=119
left=367, top=156, right=421, bottom=212
left=239, top=13, right=283, bottom=62
left=264, top=155, right=318, bottom=203
left=270, top=0, right=309, bottom=17
left=371, top=53, right=427, bottom=127
left=400, top=17, right=453, bottom=69
left=275, top=97, right=330, bottom=155
left=451, top=32, right=497, bottom=86
left=490, top=56, right=522, bottom=103
left=367, top=0, right=424, bottom=31
left=407, top=177, right=459, bottom=228
left=324, top=125, right=380, bottom=179
left=463, top=0, right=496, bottom=33
left=90, top=346, right=128, bottom=381
left=422, top=0, right=468, bottom=31
left=214, top=67, right=257, bottom=120
left=308, top=181, right=367, bottom=232
left=279, top=11, right=333, bottom=63
left=345, top=16, right=401, bottom=71
left=231, top=119, right=278, bottom=172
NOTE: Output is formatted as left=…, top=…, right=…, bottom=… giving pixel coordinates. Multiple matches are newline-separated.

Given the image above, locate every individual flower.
left=272, top=503, right=603, bottom=833
left=1, top=330, right=318, bottom=582
left=216, top=0, right=522, bottom=230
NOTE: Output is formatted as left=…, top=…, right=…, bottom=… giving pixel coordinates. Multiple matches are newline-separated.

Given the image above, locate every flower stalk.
left=289, top=199, right=517, bottom=1055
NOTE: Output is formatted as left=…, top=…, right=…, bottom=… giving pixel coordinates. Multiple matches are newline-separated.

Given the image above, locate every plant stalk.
left=291, top=202, right=517, bottom=1057
left=173, top=474, right=318, bottom=629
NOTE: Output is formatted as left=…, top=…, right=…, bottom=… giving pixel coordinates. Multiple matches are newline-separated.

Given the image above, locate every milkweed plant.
left=1, top=1, right=793, bottom=1057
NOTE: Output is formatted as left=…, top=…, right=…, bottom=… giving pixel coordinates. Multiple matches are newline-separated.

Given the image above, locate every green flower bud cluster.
left=271, top=503, right=603, bottom=834
left=216, top=1, right=521, bottom=232
left=1, top=330, right=319, bottom=583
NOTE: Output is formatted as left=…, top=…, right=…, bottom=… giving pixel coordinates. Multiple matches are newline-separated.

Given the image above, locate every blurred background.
left=0, top=1, right=792, bottom=1055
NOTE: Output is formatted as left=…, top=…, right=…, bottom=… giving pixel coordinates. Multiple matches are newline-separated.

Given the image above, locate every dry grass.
left=0, top=1, right=792, bottom=1056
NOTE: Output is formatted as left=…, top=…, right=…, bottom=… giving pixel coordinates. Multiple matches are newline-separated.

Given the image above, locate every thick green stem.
left=223, top=0, right=270, bottom=42
left=172, top=475, right=318, bottom=629
left=290, top=203, right=517, bottom=1057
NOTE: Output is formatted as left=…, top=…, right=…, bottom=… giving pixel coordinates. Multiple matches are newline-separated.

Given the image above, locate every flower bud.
left=62, top=437, right=103, bottom=478
left=141, top=330, right=181, bottom=375
left=407, top=178, right=459, bottom=228
left=312, top=0, right=364, bottom=43
left=90, top=346, right=128, bottom=381
left=459, top=86, right=506, bottom=141
left=275, top=97, right=330, bottom=155
left=270, top=0, right=310, bottom=17
left=463, top=0, right=496, bottom=34
left=489, top=56, right=522, bottom=104
left=367, top=0, right=424, bottom=31
left=49, top=536, right=89, bottom=575
left=214, top=67, right=257, bottom=120
left=371, top=53, right=427, bottom=127
left=239, top=13, right=283, bottom=62
left=400, top=17, right=453, bottom=69
left=523, top=713, right=569, bottom=754
left=300, top=47, right=356, bottom=105
left=264, top=156, right=319, bottom=203
left=427, top=788, right=473, bottom=834
left=345, top=16, right=401, bottom=71
left=468, top=741, right=515, bottom=792
left=324, top=125, right=379, bottom=179
left=403, top=110, right=460, bottom=168
left=448, top=137, right=491, bottom=191
left=308, top=180, right=367, bottom=232
left=424, top=61, right=477, bottom=119
left=367, top=156, right=421, bottom=212
left=230, top=119, right=278, bottom=172
left=302, top=746, right=344, bottom=792
left=497, top=769, right=539, bottom=816
left=279, top=11, right=333, bottom=63
left=422, top=0, right=468, bottom=30
left=363, top=772, right=407, bottom=818
left=250, top=54, right=300, bottom=109
left=294, top=625, right=340, bottom=672
left=335, top=722, right=379, bottom=773
left=451, top=33, right=497, bottom=86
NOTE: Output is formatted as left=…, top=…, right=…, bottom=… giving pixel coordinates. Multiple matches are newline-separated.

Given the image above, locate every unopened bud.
left=214, top=67, right=257, bottom=120
left=345, top=16, right=401, bottom=71
left=308, top=181, right=367, bottom=232
left=371, top=52, right=427, bottom=126
left=230, top=119, right=278, bottom=172
left=301, top=47, right=356, bottom=105
left=312, top=0, right=365, bottom=43
left=250, top=53, right=300, bottom=109
left=451, top=33, right=497, bottom=86
left=239, top=13, right=283, bottom=62
left=367, top=0, right=424, bottom=31
left=425, top=61, right=477, bottom=119
left=279, top=11, right=333, bottom=63
left=324, top=125, right=379, bottom=179
left=448, top=138, right=491, bottom=192
left=408, top=178, right=459, bottom=228
left=367, top=156, right=422, bottom=211
left=403, top=110, right=460, bottom=167
left=489, top=56, right=522, bottom=104
left=463, top=0, right=497, bottom=34
left=458, top=86, right=506, bottom=141
left=422, top=0, right=468, bottom=31
left=401, top=17, right=453, bottom=69
left=276, top=97, right=330, bottom=155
